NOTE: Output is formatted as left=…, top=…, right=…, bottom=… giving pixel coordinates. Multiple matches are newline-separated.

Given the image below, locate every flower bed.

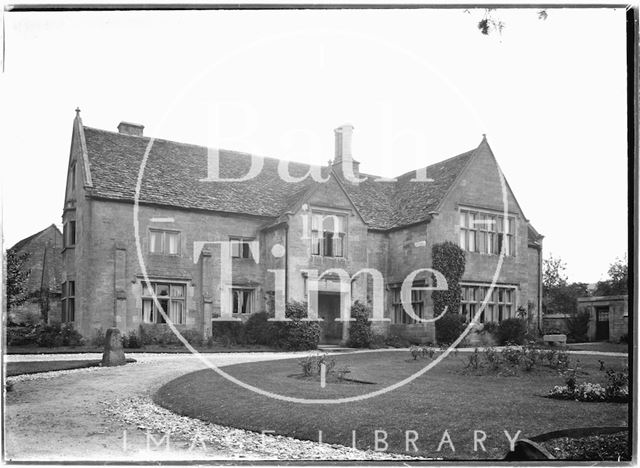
left=540, top=431, right=629, bottom=460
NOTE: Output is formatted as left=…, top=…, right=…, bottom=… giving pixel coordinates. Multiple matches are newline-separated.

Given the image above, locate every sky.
left=0, top=7, right=628, bottom=283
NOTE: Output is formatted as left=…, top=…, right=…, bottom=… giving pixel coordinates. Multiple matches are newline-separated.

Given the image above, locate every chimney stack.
left=332, top=124, right=361, bottom=181
left=334, top=124, right=354, bottom=163
left=117, top=121, right=144, bottom=137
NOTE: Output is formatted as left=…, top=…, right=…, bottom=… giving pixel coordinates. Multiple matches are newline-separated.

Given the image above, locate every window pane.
left=142, top=299, right=153, bottom=323
left=460, top=211, right=466, bottom=228
left=232, top=290, right=240, bottom=314
left=479, top=232, right=487, bottom=253
left=509, top=218, right=515, bottom=234
left=311, top=231, right=320, bottom=255
left=242, top=241, right=251, bottom=258
left=143, top=282, right=154, bottom=296
left=459, top=229, right=466, bottom=250
left=68, top=299, right=75, bottom=321
left=171, top=300, right=184, bottom=324
left=68, top=281, right=75, bottom=297
left=323, top=233, right=333, bottom=256
left=231, top=239, right=241, bottom=258
left=156, top=284, right=170, bottom=296
left=242, top=291, right=252, bottom=314
left=150, top=232, right=161, bottom=253
left=509, top=235, right=515, bottom=256
left=171, top=284, right=185, bottom=298
left=168, top=233, right=179, bottom=254
left=497, top=216, right=503, bottom=233
left=468, top=231, right=475, bottom=252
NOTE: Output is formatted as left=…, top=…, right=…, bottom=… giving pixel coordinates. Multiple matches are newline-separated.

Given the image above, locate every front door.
left=318, top=293, right=342, bottom=344
left=596, top=307, right=610, bottom=341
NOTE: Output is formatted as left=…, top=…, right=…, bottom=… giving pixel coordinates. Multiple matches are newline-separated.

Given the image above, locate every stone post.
left=101, top=328, right=126, bottom=366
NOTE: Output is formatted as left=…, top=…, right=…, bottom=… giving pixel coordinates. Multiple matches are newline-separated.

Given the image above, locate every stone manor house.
left=61, top=111, right=543, bottom=344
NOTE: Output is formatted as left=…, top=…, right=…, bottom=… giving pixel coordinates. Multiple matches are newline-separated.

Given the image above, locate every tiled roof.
left=10, top=224, right=60, bottom=252
left=83, top=127, right=475, bottom=230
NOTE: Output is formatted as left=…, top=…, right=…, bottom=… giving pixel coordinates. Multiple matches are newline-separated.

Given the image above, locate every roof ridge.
left=82, top=126, right=326, bottom=170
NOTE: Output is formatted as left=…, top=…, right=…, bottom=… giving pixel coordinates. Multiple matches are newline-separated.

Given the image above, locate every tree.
left=543, top=254, right=568, bottom=290
left=6, top=249, right=31, bottom=310
left=543, top=254, right=588, bottom=315
left=594, top=255, right=628, bottom=296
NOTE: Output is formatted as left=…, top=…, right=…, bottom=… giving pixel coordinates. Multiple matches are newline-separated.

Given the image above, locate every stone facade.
left=577, top=295, right=628, bottom=342
left=61, top=113, right=543, bottom=344
left=9, top=224, right=63, bottom=324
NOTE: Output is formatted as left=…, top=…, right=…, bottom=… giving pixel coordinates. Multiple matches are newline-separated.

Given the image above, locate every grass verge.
left=154, top=350, right=628, bottom=460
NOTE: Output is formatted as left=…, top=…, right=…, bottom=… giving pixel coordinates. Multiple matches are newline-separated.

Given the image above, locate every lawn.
left=154, top=349, right=629, bottom=460
left=5, top=358, right=136, bottom=376
left=6, top=344, right=281, bottom=355
left=565, top=342, right=629, bottom=354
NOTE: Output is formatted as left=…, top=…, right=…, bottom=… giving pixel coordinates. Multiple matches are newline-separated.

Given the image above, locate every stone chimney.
left=117, top=121, right=144, bottom=137
left=332, top=124, right=360, bottom=178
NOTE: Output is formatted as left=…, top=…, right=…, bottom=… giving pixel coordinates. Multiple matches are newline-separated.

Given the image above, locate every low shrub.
left=35, top=322, right=64, bottom=348
left=566, top=311, right=590, bottom=342
left=138, top=324, right=183, bottom=346
left=277, top=301, right=320, bottom=351
left=211, top=321, right=246, bottom=346
left=180, top=329, right=203, bottom=347
left=60, top=323, right=84, bottom=347
left=385, top=334, right=410, bottom=348
left=297, top=353, right=336, bottom=376
left=245, top=311, right=278, bottom=346
left=123, top=330, right=142, bottom=348
left=6, top=326, right=37, bottom=346
left=91, top=327, right=106, bottom=347
left=482, top=321, right=499, bottom=338
left=435, top=313, right=466, bottom=345
left=346, top=302, right=373, bottom=348
left=369, top=333, right=386, bottom=349
left=497, top=318, right=527, bottom=345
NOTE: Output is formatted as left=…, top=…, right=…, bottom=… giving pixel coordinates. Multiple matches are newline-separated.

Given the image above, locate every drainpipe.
left=284, top=224, right=289, bottom=304
left=537, top=242, right=543, bottom=335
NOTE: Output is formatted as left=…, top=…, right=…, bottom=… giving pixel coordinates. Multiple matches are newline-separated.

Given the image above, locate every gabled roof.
left=81, top=125, right=478, bottom=231
left=10, top=224, right=61, bottom=252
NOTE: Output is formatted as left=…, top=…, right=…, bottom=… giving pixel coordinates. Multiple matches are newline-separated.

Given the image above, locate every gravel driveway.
left=4, top=352, right=414, bottom=462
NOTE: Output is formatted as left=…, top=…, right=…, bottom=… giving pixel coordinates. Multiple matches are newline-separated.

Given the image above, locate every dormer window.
left=310, top=212, right=346, bottom=258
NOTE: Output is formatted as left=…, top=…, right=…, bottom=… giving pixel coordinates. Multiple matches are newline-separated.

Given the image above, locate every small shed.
left=576, top=295, right=628, bottom=342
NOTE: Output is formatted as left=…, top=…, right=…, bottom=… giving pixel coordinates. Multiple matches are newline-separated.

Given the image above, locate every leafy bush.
left=431, top=241, right=466, bottom=321
left=566, top=311, right=590, bottom=342
left=482, top=321, right=499, bottom=337
left=123, top=331, right=142, bottom=348
left=369, top=333, right=386, bottom=349
left=35, top=322, right=64, bottom=348
left=435, top=313, right=466, bottom=345
left=6, top=326, right=37, bottom=346
left=245, top=311, right=278, bottom=346
left=60, top=323, right=84, bottom=347
left=138, top=324, right=184, bottom=346
left=297, top=353, right=336, bottom=377
left=385, top=334, right=410, bottom=348
left=277, top=301, right=320, bottom=351
left=497, top=318, right=527, bottom=345
left=346, top=302, right=373, bottom=348
left=91, top=328, right=106, bottom=347
left=180, top=329, right=203, bottom=347
left=211, top=320, right=246, bottom=346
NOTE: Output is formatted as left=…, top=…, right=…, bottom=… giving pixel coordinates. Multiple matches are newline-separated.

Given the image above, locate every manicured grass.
left=6, top=358, right=136, bottom=376
left=566, top=342, right=629, bottom=354
left=6, top=344, right=281, bottom=355
left=154, top=350, right=629, bottom=460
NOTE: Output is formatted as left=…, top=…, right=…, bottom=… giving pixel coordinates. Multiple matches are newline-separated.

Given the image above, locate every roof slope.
left=83, top=126, right=476, bottom=230
left=10, top=224, right=61, bottom=252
